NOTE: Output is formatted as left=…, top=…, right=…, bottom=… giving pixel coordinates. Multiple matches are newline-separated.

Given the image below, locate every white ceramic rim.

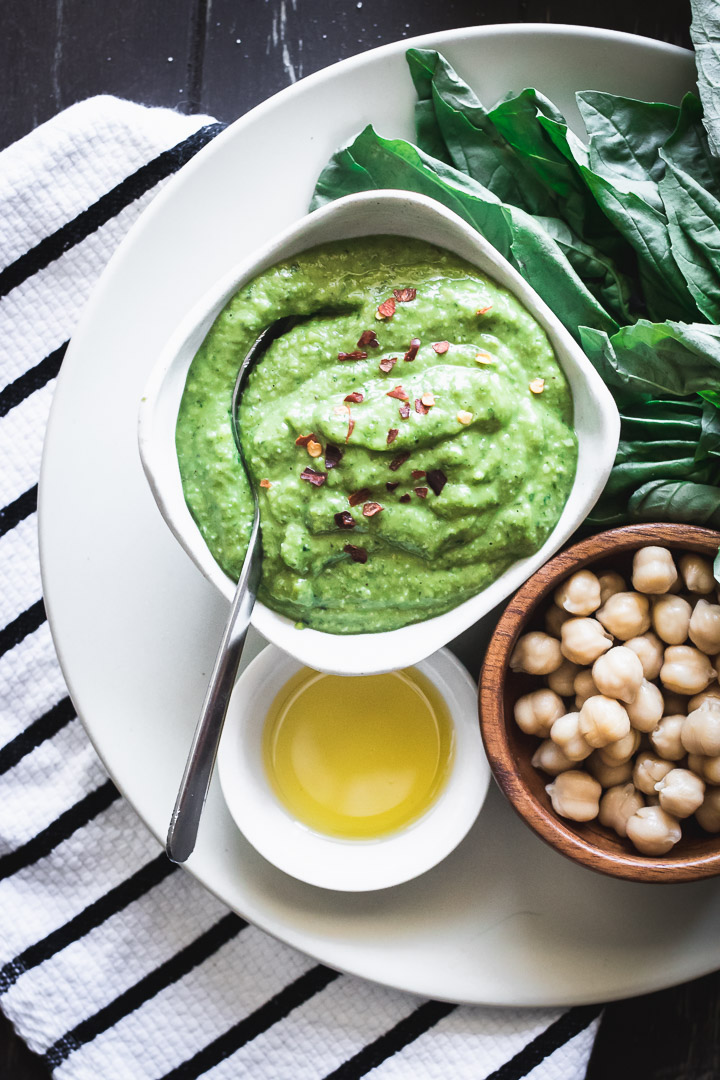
left=138, top=188, right=620, bottom=675
left=217, top=646, right=489, bottom=891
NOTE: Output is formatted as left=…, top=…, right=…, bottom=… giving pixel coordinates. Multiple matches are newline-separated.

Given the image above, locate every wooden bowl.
left=480, top=523, right=720, bottom=883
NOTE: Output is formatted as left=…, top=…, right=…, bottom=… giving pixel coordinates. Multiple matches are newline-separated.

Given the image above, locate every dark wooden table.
left=3, top=2, right=717, bottom=1078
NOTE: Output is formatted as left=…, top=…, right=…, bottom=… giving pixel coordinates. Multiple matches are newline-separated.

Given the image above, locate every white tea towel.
left=0, top=96, right=602, bottom=1079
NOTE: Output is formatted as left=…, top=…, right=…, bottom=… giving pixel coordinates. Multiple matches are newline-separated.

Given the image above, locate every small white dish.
left=217, top=645, right=488, bottom=891
left=138, top=188, right=619, bottom=677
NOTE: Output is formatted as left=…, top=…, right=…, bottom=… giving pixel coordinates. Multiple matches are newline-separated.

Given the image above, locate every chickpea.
left=598, top=727, right=641, bottom=766
left=681, top=701, right=720, bottom=756
left=660, top=645, right=716, bottom=695
left=510, top=631, right=563, bottom=675
left=574, top=669, right=599, bottom=710
left=625, top=806, right=682, bottom=855
left=679, top=553, right=715, bottom=595
left=579, top=695, right=631, bottom=748
left=545, top=770, right=601, bottom=822
left=625, top=632, right=664, bottom=681
left=689, top=684, right=720, bottom=712
left=596, top=592, right=651, bottom=640
left=598, top=571, right=626, bottom=606
left=626, top=679, right=665, bottom=733
left=554, top=570, right=601, bottom=616
left=688, top=599, right=720, bottom=655
left=663, top=690, right=689, bottom=716
left=587, top=753, right=633, bottom=788
left=545, top=604, right=572, bottom=638
left=514, top=688, right=565, bottom=737
left=650, top=715, right=686, bottom=761
left=688, top=753, right=720, bottom=785
left=591, top=646, right=644, bottom=704
left=598, top=783, right=644, bottom=837
left=651, top=594, right=691, bottom=645
left=632, top=546, right=678, bottom=595
left=655, top=768, right=705, bottom=819
left=531, top=739, right=575, bottom=776
left=550, top=712, right=593, bottom=762
left=696, top=787, right=720, bottom=833
left=547, top=658, right=581, bottom=698
left=561, top=617, right=613, bottom=665
left=633, top=751, right=674, bottom=795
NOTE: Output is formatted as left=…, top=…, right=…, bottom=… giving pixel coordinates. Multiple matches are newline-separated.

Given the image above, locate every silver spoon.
left=166, top=315, right=298, bottom=863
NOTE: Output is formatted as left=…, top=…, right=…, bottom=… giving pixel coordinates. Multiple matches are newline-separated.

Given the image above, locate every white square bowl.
left=138, top=189, right=619, bottom=675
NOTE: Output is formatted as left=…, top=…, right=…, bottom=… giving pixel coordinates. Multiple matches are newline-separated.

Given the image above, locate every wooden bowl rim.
left=479, top=522, right=720, bottom=884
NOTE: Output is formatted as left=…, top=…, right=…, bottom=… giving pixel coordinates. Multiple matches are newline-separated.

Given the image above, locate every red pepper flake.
left=389, top=452, right=410, bottom=472
left=344, top=391, right=364, bottom=403
left=362, top=502, right=384, bottom=517
left=386, top=481, right=399, bottom=492
left=393, top=288, right=417, bottom=303
left=414, top=487, right=429, bottom=498
left=404, top=337, right=421, bottom=362
left=344, top=543, right=368, bottom=563
left=348, top=487, right=372, bottom=506
left=432, top=340, right=450, bottom=354
left=399, top=403, right=411, bottom=420
left=399, top=493, right=411, bottom=503
left=334, top=511, right=356, bottom=529
left=386, top=385, right=409, bottom=401
left=415, top=398, right=429, bottom=415
left=295, top=432, right=316, bottom=447
left=411, top=469, right=426, bottom=480
left=300, top=467, right=327, bottom=487
left=325, top=443, right=343, bottom=469
left=387, top=428, right=399, bottom=445
left=346, top=418, right=355, bottom=443
left=379, top=356, right=397, bottom=374
left=338, top=350, right=368, bottom=361
left=357, top=329, right=379, bottom=348
left=426, top=469, right=448, bottom=496
left=376, top=298, right=396, bottom=320
left=259, top=478, right=271, bottom=489
left=477, top=304, right=493, bottom=315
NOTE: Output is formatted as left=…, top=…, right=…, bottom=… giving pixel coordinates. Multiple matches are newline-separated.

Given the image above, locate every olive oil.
left=262, top=667, right=455, bottom=839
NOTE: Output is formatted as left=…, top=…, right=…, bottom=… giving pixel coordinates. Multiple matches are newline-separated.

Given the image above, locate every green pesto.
left=176, top=237, right=577, bottom=633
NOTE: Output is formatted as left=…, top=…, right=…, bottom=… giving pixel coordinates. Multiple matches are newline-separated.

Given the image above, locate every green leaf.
left=658, top=152, right=720, bottom=322
left=698, top=399, right=720, bottom=461
left=690, top=0, right=720, bottom=159
left=663, top=92, right=720, bottom=199
left=628, top=479, right=720, bottom=526
left=715, top=547, right=720, bottom=585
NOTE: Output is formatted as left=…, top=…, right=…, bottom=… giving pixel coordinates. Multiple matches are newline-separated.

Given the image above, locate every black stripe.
left=0, top=122, right=226, bottom=300
left=0, top=341, right=67, bottom=417
left=484, top=1005, right=603, bottom=1080
left=0, top=599, right=46, bottom=659
left=323, top=1000, right=456, bottom=1080
left=0, top=484, right=37, bottom=539
left=0, top=695, right=75, bottom=775
left=0, top=853, right=176, bottom=994
left=45, top=911, right=246, bottom=1068
left=0, top=779, right=119, bottom=880
left=160, top=965, right=340, bottom=1080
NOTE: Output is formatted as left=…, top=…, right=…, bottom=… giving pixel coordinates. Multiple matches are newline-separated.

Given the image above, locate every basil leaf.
left=628, top=479, right=720, bottom=526
left=658, top=152, right=720, bottom=322
left=663, top=92, right=720, bottom=199
left=698, top=399, right=720, bottom=460
left=690, top=0, right=720, bottom=159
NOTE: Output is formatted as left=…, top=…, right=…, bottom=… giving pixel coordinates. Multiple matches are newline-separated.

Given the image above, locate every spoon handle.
left=166, top=511, right=262, bottom=864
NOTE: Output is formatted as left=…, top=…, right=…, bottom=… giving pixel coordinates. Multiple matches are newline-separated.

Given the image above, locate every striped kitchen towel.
left=0, top=95, right=601, bottom=1079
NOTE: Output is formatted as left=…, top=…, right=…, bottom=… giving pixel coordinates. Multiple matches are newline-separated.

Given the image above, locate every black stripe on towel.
left=0, top=779, right=119, bottom=880
left=323, top=1000, right=456, bottom=1080
left=160, top=965, right=341, bottom=1080
left=0, top=853, right=176, bottom=994
left=484, top=1005, right=603, bottom=1080
left=0, top=122, right=226, bottom=299
left=0, top=485, right=37, bottom=540
left=0, top=341, right=67, bottom=417
left=0, top=600, right=46, bottom=660
left=45, top=911, right=247, bottom=1068
left=0, top=696, right=76, bottom=776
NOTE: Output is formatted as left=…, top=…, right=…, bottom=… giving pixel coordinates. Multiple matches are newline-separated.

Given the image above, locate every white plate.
left=40, top=25, right=716, bottom=1006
